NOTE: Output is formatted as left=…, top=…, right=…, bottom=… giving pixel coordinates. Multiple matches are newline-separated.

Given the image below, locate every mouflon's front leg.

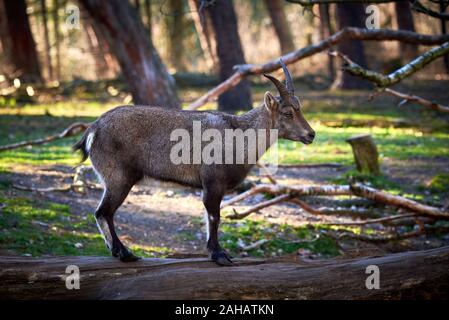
left=202, top=183, right=232, bottom=266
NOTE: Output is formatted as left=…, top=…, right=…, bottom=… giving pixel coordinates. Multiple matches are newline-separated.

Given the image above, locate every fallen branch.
left=239, top=239, right=269, bottom=251
left=322, top=213, right=417, bottom=226
left=2, top=247, right=449, bottom=299
left=289, top=198, right=378, bottom=218
left=12, top=184, right=72, bottom=192
left=0, top=122, right=89, bottom=152
left=228, top=194, right=292, bottom=219
left=330, top=43, right=449, bottom=87
left=222, top=183, right=449, bottom=221
left=187, top=28, right=449, bottom=110
left=350, top=183, right=449, bottom=220
left=12, top=166, right=102, bottom=194
left=383, top=88, right=449, bottom=114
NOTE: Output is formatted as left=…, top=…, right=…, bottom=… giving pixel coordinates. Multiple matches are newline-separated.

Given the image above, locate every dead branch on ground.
left=0, top=122, right=89, bottom=152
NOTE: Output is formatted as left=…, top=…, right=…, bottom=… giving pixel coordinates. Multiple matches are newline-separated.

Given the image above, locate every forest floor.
left=1, top=79, right=449, bottom=260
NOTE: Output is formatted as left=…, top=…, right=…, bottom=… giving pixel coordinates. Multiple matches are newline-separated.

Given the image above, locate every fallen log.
left=1, top=247, right=448, bottom=299
left=223, top=183, right=449, bottom=221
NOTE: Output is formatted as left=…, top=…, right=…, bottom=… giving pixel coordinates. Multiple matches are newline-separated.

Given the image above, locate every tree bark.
left=346, top=134, right=380, bottom=175
left=207, top=0, right=252, bottom=113
left=165, top=0, right=187, bottom=72
left=40, top=0, right=53, bottom=81
left=143, top=0, right=152, bottom=41
left=394, top=1, right=418, bottom=62
left=332, top=3, right=371, bottom=90
left=318, top=3, right=335, bottom=80
left=78, top=0, right=180, bottom=107
left=264, top=0, right=295, bottom=54
left=52, top=0, right=61, bottom=81
left=188, top=0, right=217, bottom=71
left=439, top=0, right=449, bottom=73
left=80, top=7, right=119, bottom=79
left=0, top=0, right=42, bottom=83
left=1, top=247, right=449, bottom=299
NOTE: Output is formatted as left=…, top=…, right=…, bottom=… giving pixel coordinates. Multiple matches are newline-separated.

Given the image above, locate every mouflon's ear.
left=264, top=91, right=277, bottom=114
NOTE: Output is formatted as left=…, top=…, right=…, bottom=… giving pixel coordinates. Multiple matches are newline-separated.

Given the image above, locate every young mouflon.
left=73, top=60, right=315, bottom=266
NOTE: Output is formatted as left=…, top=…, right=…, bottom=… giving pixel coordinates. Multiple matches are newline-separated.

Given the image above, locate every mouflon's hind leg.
left=202, top=183, right=232, bottom=266
left=95, top=180, right=139, bottom=262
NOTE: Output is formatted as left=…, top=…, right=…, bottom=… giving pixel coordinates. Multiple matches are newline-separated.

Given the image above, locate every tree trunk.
left=40, top=0, right=53, bottom=81
left=0, top=0, right=42, bottom=83
left=143, top=0, right=152, bottom=41
left=165, top=0, right=187, bottom=72
left=346, top=134, right=380, bottom=175
left=439, top=0, right=449, bottom=73
left=52, top=0, right=61, bottom=81
left=188, top=0, right=217, bottom=72
left=133, top=0, right=140, bottom=14
left=263, top=0, right=295, bottom=54
left=394, top=1, right=418, bottom=62
left=332, top=3, right=370, bottom=90
left=78, top=0, right=180, bottom=108
left=207, top=0, right=252, bottom=113
left=1, top=247, right=449, bottom=299
left=318, top=4, right=335, bottom=80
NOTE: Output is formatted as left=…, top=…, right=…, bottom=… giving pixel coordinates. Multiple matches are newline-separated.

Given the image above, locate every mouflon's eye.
left=281, top=112, right=294, bottom=118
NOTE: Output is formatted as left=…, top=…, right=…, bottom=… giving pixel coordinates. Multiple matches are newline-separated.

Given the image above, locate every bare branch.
left=222, top=183, right=449, bottom=220
left=350, top=183, right=449, bottom=219
left=330, top=42, right=449, bottom=87
left=383, top=88, right=449, bottom=114
left=287, top=0, right=449, bottom=20
left=188, top=28, right=449, bottom=110
left=412, top=0, right=449, bottom=21
left=322, top=213, right=417, bottom=226
left=227, top=194, right=292, bottom=219
left=0, top=122, right=89, bottom=152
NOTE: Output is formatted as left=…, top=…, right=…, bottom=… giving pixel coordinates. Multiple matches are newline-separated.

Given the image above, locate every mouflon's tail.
left=72, top=127, right=93, bottom=163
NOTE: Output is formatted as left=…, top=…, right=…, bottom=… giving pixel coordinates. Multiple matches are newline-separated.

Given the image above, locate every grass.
left=1, top=95, right=448, bottom=169
left=220, top=219, right=340, bottom=258
left=0, top=192, right=172, bottom=258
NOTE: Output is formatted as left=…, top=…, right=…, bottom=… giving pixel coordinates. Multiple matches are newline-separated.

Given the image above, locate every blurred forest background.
left=0, top=0, right=448, bottom=260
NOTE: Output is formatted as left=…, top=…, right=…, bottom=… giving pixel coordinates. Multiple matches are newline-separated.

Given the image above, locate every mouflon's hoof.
left=119, top=248, right=140, bottom=262
left=211, top=250, right=233, bottom=266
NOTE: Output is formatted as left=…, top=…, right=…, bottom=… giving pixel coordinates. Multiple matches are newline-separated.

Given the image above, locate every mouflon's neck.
left=236, top=105, right=273, bottom=131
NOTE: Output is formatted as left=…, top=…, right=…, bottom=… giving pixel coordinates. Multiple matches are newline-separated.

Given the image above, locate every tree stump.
left=346, top=134, right=380, bottom=175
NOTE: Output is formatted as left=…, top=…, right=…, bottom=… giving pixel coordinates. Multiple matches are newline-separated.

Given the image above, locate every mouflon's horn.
left=280, top=59, right=294, bottom=96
